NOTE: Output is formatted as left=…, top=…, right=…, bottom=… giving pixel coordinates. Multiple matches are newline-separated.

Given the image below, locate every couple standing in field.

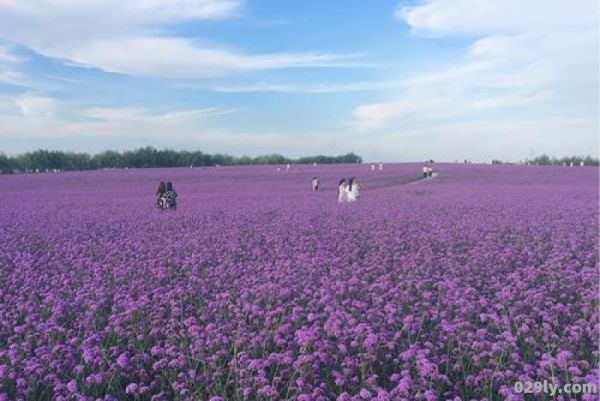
left=338, top=177, right=360, bottom=203
left=155, top=181, right=178, bottom=209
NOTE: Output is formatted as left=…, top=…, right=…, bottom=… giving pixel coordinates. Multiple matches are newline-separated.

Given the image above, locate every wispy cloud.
left=352, top=0, right=598, bottom=134
left=0, top=93, right=243, bottom=141
left=0, top=0, right=364, bottom=78
left=208, top=80, right=402, bottom=94
left=15, top=93, right=57, bottom=117
left=81, top=106, right=242, bottom=124
left=65, top=37, right=364, bottom=78
left=0, top=44, right=28, bottom=86
left=396, top=0, right=597, bottom=36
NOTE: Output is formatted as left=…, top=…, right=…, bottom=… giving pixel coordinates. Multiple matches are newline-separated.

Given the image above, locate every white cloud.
left=0, top=93, right=242, bottom=141
left=0, top=44, right=28, bottom=86
left=81, top=106, right=241, bottom=124
left=396, top=0, right=597, bottom=36
left=0, top=0, right=362, bottom=78
left=65, top=37, right=362, bottom=78
left=15, top=94, right=57, bottom=117
left=208, top=80, right=401, bottom=93
left=373, top=117, right=598, bottom=162
left=0, top=44, right=23, bottom=64
left=352, top=0, right=598, bottom=157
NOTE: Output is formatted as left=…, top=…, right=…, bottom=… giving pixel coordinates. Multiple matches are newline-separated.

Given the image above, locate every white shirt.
left=338, top=185, right=348, bottom=203
left=347, top=184, right=360, bottom=201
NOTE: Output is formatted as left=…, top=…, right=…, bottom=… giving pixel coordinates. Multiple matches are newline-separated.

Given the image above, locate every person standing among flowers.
left=155, top=181, right=166, bottom=209
left=163, top=181, right=178, bottom=209
left=338, top=179, right=348, bottom=203
left=347, top=177, right=360, bottom=202
left=311, top=177, right=320, bottom=191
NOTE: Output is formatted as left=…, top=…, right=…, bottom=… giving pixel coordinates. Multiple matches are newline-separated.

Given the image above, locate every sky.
left=0, top=0, right=597, bottom=162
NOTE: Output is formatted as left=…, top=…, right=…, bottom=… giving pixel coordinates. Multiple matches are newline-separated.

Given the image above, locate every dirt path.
left=406, top=172, right=439, bottom=185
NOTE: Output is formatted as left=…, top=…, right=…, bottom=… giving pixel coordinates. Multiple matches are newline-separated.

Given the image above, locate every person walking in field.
left=422, top=164, right=428, bottom=178
left=428, top=166, right=433, bottom=177
left=311, top=177, right=320, bottom=191
left=163, top=181, right=178, bottom=209
left=338, top=179, right=348, bottom=203
left=156, top=181, right=166, bottom=209
left=347, top=177, right=360, bottom=202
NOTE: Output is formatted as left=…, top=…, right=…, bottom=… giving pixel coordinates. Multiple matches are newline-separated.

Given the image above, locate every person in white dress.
left=338, top=179, right=348, bottom=203
left=347, top=177, right=360, bottom=202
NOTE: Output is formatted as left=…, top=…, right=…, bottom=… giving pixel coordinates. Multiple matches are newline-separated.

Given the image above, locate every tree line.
left=0, top=147, right=363, bottom=174
left=492, top=155, right=599, bottom=166
left=529, top=154, right=598, bottom=166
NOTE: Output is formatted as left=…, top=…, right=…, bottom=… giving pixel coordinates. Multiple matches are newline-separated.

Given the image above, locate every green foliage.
left=0, top=148, right=363, bottom=173
left=530, top=154, right=599, bottom=166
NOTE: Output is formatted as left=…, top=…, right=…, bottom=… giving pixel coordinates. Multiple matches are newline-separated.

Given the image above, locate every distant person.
left=347, top=177, right=360, bottom=202
left=163, top=181, right=178, bottom=209
left=378, top=162, right=383, bottom=171
left=371, top=163, right=375, bottom=171
left=156, top=181, right=166, bottom=209
left=427, top=166, right=433, bottom=177
left=311, top=177, right=320, bottom=191
left=338, top=179, right=348, bottom=203
left=422, top=165, right=428, bottom=178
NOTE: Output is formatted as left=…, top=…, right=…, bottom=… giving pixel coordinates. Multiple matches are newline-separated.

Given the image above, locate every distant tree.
left=93, top=150, right=123, bottom=168
left=529, top=154, right=598, bottom=166
left=0, top=153, right=17, bottom=173
left=0, top=147, right=365, bottom=173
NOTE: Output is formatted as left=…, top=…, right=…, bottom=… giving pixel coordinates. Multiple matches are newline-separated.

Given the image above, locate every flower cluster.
left=0, top=164, right=598, bottom=401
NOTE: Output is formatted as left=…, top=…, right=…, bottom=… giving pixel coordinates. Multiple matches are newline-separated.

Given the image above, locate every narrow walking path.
left=405, top=172, right=439, bottom=185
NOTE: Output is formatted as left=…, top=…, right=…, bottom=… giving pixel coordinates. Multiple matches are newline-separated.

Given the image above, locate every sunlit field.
left=1, top=164, right=598, bottom=401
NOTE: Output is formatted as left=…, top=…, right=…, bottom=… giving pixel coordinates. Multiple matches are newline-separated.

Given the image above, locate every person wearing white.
left=378, top=162, right=383, bottom=171
left=427, top=166, right=433, bottom=177
left=347, top=177, right=360, bottom=202
left=422, top=165, right=428, bottom=178
left=338, top=179, right=348, bottom=203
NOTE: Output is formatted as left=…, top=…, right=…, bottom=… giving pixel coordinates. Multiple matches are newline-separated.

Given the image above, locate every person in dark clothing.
left=156, top=181, right=166, bottom=209
left=163, top=181, right=178, bottom=209
left=311, top=177, right=320, bottom=191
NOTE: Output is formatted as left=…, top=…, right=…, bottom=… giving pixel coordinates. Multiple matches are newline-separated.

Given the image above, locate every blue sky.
left=0, top=0, right=597, bottom=161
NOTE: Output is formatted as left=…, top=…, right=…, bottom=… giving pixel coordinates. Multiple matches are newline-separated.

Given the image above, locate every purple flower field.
left=0, top=164, right=598, bottom=401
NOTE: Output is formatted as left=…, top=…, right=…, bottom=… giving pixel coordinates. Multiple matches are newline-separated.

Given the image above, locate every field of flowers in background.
left=0, top=164, right=598, bottom=401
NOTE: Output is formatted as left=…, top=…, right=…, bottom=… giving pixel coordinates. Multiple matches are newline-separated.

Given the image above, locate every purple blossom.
left=66, top=380, right=77, bottom=393
left=116, top=353, right=129, bottom=368
left=125, top=383, right=138, bottom=394
left=0, top=164, right=597, bottom=400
